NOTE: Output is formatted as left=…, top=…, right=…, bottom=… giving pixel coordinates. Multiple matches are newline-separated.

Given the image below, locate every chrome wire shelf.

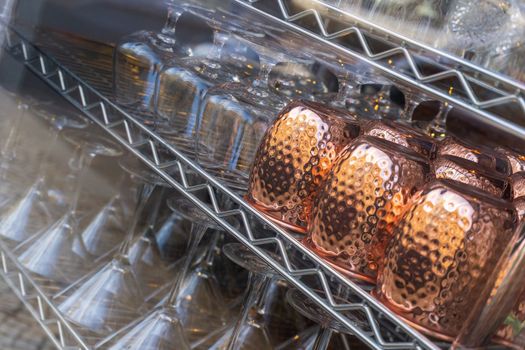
left=0, top=239, right=89, bottom=350
left=1, top=25, right=443, bottom=350
left=234, top=0, right=525, bottom=140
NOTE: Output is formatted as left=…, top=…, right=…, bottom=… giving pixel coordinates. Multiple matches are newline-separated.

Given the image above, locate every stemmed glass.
left=54, top=156, right=177, bottom=336
left=113, top=2, right=215, bottom=114
left=0, top=102, right=90, bottom=244
left=15, top=130, right=122, bottom=284
left=96, top=197, right=237, bottom=349
left=153, top=34, right=260, bottom=155
left=208, top=243, right=306, bottom=350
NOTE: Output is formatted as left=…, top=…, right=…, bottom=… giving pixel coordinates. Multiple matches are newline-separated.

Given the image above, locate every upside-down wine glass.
left=96, top=196, right=237, bottom=349
left=0, top=102, right=91, bottom=245
left=15, top=130, right=122, bottom=284
left=113, top=2, right=214, bottom=116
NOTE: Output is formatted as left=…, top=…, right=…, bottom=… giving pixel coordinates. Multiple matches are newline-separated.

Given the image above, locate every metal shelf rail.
left=0, top=239, right=89, bottom=350
left=2, top=26, right=441, bottom=350
left=234, top=0, right=525, bottom=139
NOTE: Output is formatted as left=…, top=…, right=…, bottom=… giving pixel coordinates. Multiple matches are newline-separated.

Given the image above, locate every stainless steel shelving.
left=235, top=0, right=525, bottom=139
left=1, top=25, right=443, bottom=350
left=1, top=1, right=522, bottom=349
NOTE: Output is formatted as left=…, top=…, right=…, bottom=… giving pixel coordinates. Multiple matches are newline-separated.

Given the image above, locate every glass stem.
left=166, top=222, right=208, bottom=306
left=226, top=273, right=271, bottom=350
left=0, top=102, right=28, bottom=177
left=68, top=149, right=95, bottom=216
left=312, top=329, right=333, bottom=350
left=402, top=93, right=420, bottom=123
left=36, top=126, right=62, bottom=183
left=435, top=102, right=453, bottom=128
left=157, top=5, right=184, bottom=46
left=117, top=181, right=156, bottom=255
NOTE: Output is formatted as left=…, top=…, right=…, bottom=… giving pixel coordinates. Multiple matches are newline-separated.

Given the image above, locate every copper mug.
left=432, top=155, right=508, bottom=198
left=361, top=120, right=436, bottom=159
left=510, top=172, right=525, bottom=222
left=496, top=147, right=525, bottom=175
left=305, top=135, right=429, bottom=283
left=375, top=179, right=516, bottom=341
left=438, top=136, right=510, bottom=175
left=246, top=100, right=360, bottom=233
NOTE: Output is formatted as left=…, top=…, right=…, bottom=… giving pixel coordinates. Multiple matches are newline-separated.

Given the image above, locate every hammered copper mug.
left=305, top=135, right=429, bottom=283
left=511, top=171, right=525, bottom=222
left=432, top=155, right=508, bottom=198
left=361, top=120, right=436, bottom=159
left=246, top=100, right=361, bottom=233
left=375, top=179, right=516, bottom=341
left=437, top=136, right=510, bottom=175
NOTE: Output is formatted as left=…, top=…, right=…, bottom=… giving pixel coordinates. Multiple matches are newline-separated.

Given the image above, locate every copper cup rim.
left=425, top=179, right=514, bottom=211
left=280, top=98, right=360, bottom=124
left=244, top=194, right=307, bottom=234
left=432, top=155, right=507, bottom=181
left=361, top=119, right=433, bottom=142
left=431, top=155, right=509, bottom=196
left=347, top=135, right=430, bottom=166
left=301, top=237, right=377, bottom=284
left=438, top=136, right=510, bottom=173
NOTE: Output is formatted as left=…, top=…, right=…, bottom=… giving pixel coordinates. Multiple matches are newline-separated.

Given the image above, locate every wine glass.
left=113, top=2, right=215, bottom=114
left=54, top=163, right=166, bottom=336
left=207, top=243, right=307, bottom=350
left=0, top=101, right=90, bottom=245
left=95, top=198, right=238, bottom=349
left=15, top=130, right=122, bottom=285
left=153, top=35, right=260, bottom=155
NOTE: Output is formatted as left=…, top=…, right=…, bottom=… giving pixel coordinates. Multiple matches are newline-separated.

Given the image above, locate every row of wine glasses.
left=247, top=98, right=525, bottom=348
left=0, top=88, right=375, bottom=349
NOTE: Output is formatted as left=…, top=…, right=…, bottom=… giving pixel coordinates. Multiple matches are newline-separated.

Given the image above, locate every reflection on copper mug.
left=511, top=172, right=525, bottom=221
left=375, top=179, right=516, bottom=341
left=496, top=147, right=525, bottom=175
left=306, top=135, right=429, bottom=283
left=361, top=120, right=436, bottom=159
left=246, top=100, right=360, bottom=233
left=438, top=137, right=510, bottom=175
left=432, top=155, right=508, bottom=198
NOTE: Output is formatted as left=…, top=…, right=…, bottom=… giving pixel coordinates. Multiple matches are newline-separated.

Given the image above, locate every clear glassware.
left=154, top=35, right=260, bottom=154
left=55, top=163, right=165, bottom=335
left=15, top=130, right=122, bottom=284
left=208, top=243, right=306, bottom=350
left=96, top=198, right=235, bottom=349
left=0, top=102, right=90, bottom=244
left=113, top=3, right=215, bottom=114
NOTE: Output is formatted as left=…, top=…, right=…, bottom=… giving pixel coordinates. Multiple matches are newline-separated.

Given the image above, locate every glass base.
left=286, top=288, right=367, bottom=333
left=222, top=243, right=281, bottom=277
left=57, top=257, right=145, bottom=335
left=106, top=306, right=191, bottom=350
left=244, top=197, right=307, bottom=235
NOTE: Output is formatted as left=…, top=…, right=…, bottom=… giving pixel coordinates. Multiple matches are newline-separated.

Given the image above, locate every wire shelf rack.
left=234, top=0, right=525, bottom=139
left=2, top=0, right=522, bottom=348
left=0, top=24, right=445, bottom=350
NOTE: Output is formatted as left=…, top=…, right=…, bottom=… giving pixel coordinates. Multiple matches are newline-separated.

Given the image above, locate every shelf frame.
left=1, top=24, right=442, bottom=350
left=233, top=0, right=525, bottom=139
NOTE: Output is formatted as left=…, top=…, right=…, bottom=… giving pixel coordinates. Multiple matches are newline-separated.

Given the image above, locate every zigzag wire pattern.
left=2, top=27, right=441, bottom=350
left=0, top=241, right=89, bottom=350
left=237, top=0, right=525, bottom=130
